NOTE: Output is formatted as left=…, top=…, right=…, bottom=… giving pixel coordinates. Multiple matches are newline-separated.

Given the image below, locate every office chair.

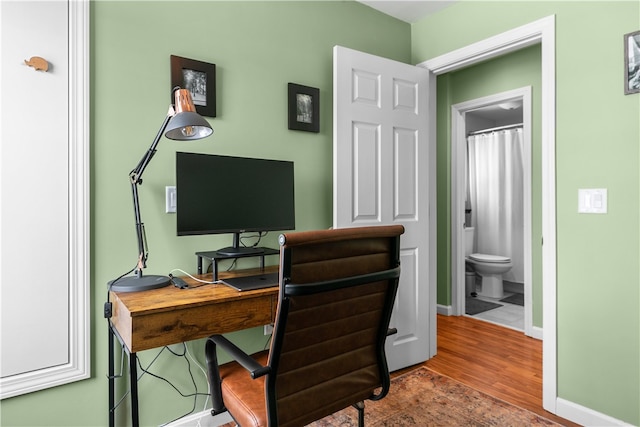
left=205, top=225, right=404, bottom=427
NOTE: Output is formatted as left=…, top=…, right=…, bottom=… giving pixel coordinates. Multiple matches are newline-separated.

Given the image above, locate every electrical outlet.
left=165, top=186, right=176, bottom=213
left=578, top=188, right=607, bottom=214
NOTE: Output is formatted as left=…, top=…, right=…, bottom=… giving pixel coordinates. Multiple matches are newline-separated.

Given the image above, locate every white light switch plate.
left=166, top=186, right=176, bottom=213
left=578, top=188, right=607, bottom=214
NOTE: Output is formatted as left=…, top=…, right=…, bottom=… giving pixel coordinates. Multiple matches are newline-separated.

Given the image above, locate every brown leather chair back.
left=265, top=225, right=404, bottom=426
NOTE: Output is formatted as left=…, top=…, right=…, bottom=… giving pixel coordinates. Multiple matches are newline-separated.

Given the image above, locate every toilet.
left=464, top=227, right=513, bottom=299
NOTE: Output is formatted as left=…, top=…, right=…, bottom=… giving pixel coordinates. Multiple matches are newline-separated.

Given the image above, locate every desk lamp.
left=109, top=87, right=213, bottom=292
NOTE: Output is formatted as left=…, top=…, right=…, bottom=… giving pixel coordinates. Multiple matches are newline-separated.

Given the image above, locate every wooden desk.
left=108, top=266, right=279, bottom=427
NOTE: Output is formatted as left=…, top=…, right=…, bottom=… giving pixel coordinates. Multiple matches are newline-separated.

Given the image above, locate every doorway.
left=451, top=88, right=534, bottom=336
left=418, top=15, right=557, bottom=412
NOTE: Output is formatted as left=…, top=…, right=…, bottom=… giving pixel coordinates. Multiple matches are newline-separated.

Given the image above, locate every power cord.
left=240, top=231, right=267, bottom=249
left=108, top=344, right=210, bottom=426
left=137, top=344, right=209, bottom=427
left=107, top=268, right=213, bottom=423
left=185, top=342, right=211, bottom=427
left=104, top=263, right=138, bottom=318
left=168, top=268, right=223, bottom=289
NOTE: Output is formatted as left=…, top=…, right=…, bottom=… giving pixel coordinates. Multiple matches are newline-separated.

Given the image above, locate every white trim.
left=166, top=409, right=232, bottom=427
left=556, top=398, right=632, bottom=427
left=423, top=17, right=548, bottom=75
left=530, top=325, right=543, bottom=341
left=0, top=0, right=90, bottom=399
left=437, top=304, right=454, bottom=316
left=427, top=71, right=438, bottom=358
left=538, top=15, right=557, bottom=415
left=418, top=15, right=557, bottom=414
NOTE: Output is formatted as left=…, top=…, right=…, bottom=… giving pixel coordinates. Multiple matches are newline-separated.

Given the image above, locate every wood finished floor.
left=395, top=314, right=580, bottom=427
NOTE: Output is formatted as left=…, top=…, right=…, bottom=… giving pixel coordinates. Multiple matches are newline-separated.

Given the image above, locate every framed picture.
left=624, top=30, right=640, bottom=95
left=288, top=83, right=319, bottom=133
left=171, top=55, right=216, bottom=116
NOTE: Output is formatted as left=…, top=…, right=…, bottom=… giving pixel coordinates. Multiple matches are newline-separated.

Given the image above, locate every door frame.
left=418, top=15, right=557, bottom=412
left=451, top=87, right=535, bottom=338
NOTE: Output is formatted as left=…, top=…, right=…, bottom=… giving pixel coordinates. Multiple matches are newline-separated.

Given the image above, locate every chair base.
left=353, top=401, right=365, bottom=427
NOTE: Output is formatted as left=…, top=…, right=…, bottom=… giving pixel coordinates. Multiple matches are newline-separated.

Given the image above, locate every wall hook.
left=24, top=56, right=49, bottom=72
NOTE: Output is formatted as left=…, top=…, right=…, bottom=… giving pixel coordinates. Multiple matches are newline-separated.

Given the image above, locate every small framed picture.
left=171, top=55, right=216, bottom=116
left=288, top=83, right=319, bottom=133
left=624, top=30, right=640, bottom=95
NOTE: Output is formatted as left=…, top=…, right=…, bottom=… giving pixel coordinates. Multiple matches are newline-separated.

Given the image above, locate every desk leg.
left=108, top=324, right=115, bottom=427
left=129, top=352, right=140, bottom=427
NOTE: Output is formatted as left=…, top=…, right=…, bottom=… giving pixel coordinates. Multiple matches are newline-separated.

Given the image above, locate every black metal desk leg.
left=129, top=352, right=139, bottom=427
left=108, top=324, right=115, bottom=427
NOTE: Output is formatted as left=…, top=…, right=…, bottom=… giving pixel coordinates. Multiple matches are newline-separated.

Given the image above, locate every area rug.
left=309, top=367, right=561, bottom=426
left=500, top=292, right=525, bottom=306
left=466, top=297, right=502, bottom=315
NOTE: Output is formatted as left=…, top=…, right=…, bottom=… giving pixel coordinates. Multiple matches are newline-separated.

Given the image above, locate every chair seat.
left=219, top=350, right=270, bottom=427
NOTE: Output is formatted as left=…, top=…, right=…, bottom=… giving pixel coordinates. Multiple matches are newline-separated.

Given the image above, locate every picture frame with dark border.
left=171, top=55, right=216, bottom=116
left=624, top=30, right=640, bottom=95
left=288, top=83, right=319, bottom=132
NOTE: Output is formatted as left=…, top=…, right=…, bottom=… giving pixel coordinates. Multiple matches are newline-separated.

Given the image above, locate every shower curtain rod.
left=467, top=123, right=523, bottom=136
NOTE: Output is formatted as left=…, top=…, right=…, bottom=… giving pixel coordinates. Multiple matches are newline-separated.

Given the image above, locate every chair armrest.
left=210, top=335, right=271, bottom=379
left=205, top=334, right=272, bottom=415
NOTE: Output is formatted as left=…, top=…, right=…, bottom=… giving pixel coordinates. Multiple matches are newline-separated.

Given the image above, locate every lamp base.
left=108, top=274, right=171, bottom=292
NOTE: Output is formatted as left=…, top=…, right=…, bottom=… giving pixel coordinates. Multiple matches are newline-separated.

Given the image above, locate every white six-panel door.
left=333, top=46, right=435, bottom=371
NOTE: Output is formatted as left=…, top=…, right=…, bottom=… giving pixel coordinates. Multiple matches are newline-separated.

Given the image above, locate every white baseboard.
left=437, top=304, right=453, bottom=315
left=530, top=325, right=543, bottom=340
left=165, top=409, right=232, bottom=427
left=556, top=397, right=632, bottom=427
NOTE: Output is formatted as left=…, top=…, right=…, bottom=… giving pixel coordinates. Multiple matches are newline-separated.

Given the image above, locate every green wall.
left=0, top=2, right=409, bottom=426
left=435, top=45, right=544, bottom=326
left=412, top=1, right=639, bottom=424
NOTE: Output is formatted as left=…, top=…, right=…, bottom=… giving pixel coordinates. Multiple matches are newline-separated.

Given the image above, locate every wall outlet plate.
left=166, top=186, right=176, bottom=213
left=578, top=188, right=607, bottom=214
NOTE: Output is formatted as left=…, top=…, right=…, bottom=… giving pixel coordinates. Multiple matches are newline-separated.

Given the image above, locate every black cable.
left=106, top=269, right=208, bottom=421
left=133, top=344, right=209, bottom=426
left=240, top=231, right=267, bottom=248
left=105, top=263, right=138, bottom=318
left=109, top=345, right=169, bottom=413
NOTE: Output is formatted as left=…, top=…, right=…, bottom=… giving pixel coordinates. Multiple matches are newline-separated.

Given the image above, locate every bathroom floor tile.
left=467, top=293, right=524, bottom=331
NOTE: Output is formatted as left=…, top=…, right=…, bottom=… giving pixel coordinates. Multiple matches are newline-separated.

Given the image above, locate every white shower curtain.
left=467, top=128, right=524, bottom=283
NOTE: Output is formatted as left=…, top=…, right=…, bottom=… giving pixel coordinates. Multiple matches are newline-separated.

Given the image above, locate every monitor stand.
left=216, top=232, right=265, bottom=257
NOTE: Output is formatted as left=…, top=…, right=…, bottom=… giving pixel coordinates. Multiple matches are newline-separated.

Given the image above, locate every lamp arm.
left=129, top=107, right=175, bottom=275
left=130, top=107, right=174, bottom=184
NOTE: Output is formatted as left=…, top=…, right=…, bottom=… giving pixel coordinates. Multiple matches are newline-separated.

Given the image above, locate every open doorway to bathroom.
left=451, top=87, right=534, bottom=336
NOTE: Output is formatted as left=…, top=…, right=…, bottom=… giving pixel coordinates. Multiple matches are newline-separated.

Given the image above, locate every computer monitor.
left=176, top=152, right=295, bottom=256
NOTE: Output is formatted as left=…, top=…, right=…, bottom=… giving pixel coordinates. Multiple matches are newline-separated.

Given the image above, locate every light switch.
left=165, top=186, right=176, bottom=213
left=578, top=188, right=607, bottom=214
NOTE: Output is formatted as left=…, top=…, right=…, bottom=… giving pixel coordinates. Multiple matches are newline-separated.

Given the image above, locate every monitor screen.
left=176, top=152, right=295, bottom=256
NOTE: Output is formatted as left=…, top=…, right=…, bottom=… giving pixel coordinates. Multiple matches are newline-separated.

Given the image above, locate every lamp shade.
left=165, top=88, right=213, bottom=140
